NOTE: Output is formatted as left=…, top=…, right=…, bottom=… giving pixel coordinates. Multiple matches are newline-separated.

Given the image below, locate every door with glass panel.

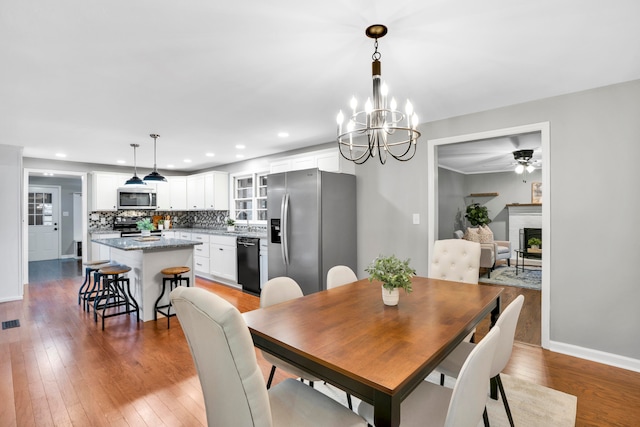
left=28, top=186, right=60, bottom=261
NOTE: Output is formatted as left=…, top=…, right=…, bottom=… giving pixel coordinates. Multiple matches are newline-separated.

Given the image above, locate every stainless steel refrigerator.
left=268, top=168, right=357, bottom=295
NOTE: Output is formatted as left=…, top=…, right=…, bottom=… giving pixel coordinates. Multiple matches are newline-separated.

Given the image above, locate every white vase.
left=382, top=286, right=399, bottom=306
left=141, top=230, right=151, bottom=237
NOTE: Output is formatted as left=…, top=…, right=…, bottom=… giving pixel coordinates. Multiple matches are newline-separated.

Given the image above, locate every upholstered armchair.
left=453, top=229, right=512, bottom=278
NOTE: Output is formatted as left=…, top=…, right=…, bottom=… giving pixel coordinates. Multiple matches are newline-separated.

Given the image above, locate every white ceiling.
left=2, top=1, right=640, bottom=173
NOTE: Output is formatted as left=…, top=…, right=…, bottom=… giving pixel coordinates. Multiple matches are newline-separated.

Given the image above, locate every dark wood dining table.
left=243, top=276, right=503, bottom=427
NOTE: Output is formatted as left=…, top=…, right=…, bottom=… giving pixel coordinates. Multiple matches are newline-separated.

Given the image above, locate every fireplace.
left=520, top=227, right=542, bottom=250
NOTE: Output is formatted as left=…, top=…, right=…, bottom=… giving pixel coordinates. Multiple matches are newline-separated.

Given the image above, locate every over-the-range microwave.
left=117, top=187, right=157, bottom=210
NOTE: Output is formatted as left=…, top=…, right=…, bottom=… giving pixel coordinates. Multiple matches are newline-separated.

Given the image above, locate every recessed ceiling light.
left=278, top=132, right=289, bottom=138
left=43, top=172, right=54, bottom=176
left=205, top=152, right=215, bottom=157
left=235, top=144, right=245, bottom=149
left=117, top=160, right=126, bottom=164
left=166, top=164, right=175, bottom=168
left=55, top=153, right=67, bottom=158
left=236, top=154, right=245, bottom=159
left=183, top=159, right=192, bottom=163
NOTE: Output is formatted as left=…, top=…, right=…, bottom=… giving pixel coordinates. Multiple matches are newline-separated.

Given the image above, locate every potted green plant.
left=226, top=218, right=236, bottom=232
left=465, top=203, right=492, bottom=227
left=136, top=218, right=155, bottom=237
left=365, top=255, right=416, bottom=306
left=528, top=237, right=542, bottom=250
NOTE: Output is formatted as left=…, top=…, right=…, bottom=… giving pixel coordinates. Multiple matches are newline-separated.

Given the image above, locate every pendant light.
left=143, top=133, right=167, bottom=182
left=124, top=143, right=146, bottom=186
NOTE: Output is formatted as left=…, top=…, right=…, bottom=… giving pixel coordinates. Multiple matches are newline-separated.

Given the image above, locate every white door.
left=28, top=186, right=60, bottom=261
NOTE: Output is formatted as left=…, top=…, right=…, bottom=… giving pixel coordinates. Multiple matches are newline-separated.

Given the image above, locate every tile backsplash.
left=89, top=210, right=229, bottom=230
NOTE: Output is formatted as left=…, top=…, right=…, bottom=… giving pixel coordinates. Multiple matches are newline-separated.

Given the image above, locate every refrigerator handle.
left=281, top=193, right=290, bottom=265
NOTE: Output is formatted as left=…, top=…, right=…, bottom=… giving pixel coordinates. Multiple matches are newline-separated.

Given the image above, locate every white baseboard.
left=549, top=340, right=640, bottom=373
left=60, top=254, right=77, bottom=259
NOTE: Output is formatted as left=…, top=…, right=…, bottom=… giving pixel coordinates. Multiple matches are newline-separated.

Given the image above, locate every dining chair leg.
left=440, top=373, right=445, bottom=386
left=496, top=374, right=515, bottom=427
left=490, top=376, right=498, bottom=399
left=483, top=407, right=490, bottom=427
left=347, top=393, right=353, bottom=410
left=266, top=365, right=276, bottom=389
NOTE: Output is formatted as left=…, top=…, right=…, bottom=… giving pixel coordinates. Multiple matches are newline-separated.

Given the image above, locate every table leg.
left=373, top=391, right=401, bottom=427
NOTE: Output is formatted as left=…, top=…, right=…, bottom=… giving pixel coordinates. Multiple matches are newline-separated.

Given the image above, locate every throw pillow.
left=478, top=224, right=494, bottom=243
left=463, top=227, right=481, bottom=243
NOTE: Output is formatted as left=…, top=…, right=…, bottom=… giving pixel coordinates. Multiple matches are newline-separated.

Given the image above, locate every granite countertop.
left=91, top=237, right=203, bottom=251
left=89, top=228, right=267, bottom=239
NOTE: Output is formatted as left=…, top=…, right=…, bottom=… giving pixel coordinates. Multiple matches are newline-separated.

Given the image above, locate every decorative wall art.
left=531, top=182, right=542, bottom=204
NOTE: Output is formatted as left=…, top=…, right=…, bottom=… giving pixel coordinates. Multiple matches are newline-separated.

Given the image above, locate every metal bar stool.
left=78, top=260, right=110, bottom=311
left=93, top=264, right=140, bottom=330
left=154, top=266, right=190, bottom=328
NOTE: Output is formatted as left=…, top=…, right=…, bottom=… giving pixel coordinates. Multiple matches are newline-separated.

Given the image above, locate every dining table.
left=243, top=276, right=502, bottom=427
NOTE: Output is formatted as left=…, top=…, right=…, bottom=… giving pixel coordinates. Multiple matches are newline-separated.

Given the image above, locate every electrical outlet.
left=100, top=218, right=106, bottom=224
left=194, top=215, right=197, bottom=221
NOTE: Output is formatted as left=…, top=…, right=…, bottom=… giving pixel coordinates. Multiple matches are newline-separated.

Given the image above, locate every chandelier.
left=513, top=149, right=536, bottom=174
left=336, top=25, right=421, bottom=164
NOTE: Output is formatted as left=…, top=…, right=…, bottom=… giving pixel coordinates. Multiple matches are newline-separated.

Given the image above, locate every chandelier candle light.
left=336, top=25, right=421, bottom=164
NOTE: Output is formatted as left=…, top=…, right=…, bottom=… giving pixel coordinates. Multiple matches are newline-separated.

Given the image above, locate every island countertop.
left=91, top=237, right=203, bottom=251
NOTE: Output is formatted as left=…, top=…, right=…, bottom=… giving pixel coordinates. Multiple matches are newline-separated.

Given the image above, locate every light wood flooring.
left=1, top=260, right=638, bottom=426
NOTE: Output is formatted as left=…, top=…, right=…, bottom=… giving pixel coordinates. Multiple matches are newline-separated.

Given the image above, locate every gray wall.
left=0, top=144, right=23, bottom=302
left=357, top=78, right=640, bottom=361
left=29, top=176, right=82, bottom=256
left=438, top=168, right=542, bottom=241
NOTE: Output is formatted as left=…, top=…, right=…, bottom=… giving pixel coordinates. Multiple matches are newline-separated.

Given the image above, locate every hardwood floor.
left=1, top=261, right=638, bottom=426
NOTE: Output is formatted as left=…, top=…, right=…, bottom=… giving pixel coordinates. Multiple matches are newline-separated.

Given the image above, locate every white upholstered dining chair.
left=260, top=277, right=323, bottom=389
left=430, top=239, right=481, bottom=285
left=436, top=295, right=525, bottom=427
left=170, top=286, right=366, bottom=427
left=327, top=265, right=358, bottom=289
left=357, top=326, right=501, bottom=427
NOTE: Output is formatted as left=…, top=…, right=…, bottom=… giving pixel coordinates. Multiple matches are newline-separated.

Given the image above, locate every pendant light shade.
left=144, top=133, right=167, bottom=182
left=124, top=143, right=146, bottom=186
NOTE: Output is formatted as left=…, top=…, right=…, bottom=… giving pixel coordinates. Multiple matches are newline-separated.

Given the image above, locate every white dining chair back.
left=444, top=326, right=501, bottom=427
left=170, top=286, right=366, bottom=427
left=327, top=265, right=358, bottom=289
left=436, top=295, right=525, bottom=427
left=430, top=239, right=481, bottom=285
left=356, top=326, right=501, bottom=427
left=260, top=276, right=322, bottom=389
left=260, top=276, right=303, bottom=308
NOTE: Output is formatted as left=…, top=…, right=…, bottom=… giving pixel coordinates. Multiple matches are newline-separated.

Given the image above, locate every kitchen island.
left=91, top=236, right=202, bottom=322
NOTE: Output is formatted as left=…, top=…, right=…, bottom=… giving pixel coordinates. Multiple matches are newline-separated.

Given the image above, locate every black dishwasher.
left=237, top=237, right=261, bottom=295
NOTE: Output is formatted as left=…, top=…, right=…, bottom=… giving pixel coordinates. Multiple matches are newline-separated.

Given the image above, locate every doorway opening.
left=427, top=122, right=550, bottom=348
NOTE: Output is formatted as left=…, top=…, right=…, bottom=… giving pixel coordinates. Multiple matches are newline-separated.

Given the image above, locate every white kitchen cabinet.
left=187, top=175, right=206, bottom=209
left=90, top=232, right=120, bottom=260
left=178, top=231, right=192, bottom=240
left=187, top=172, right=229, bottom=210
left=205, top=172, right=229, bottom=210
left=161, top=230, right=176, bottom=238
left=168, top=177, right=188, bottom=210
left=210, top=235, right=237, bottom=282
left=192, top=233, right=211, bottom=274
left=91, top=173, right=124, bottom=211
left=268, top=148, right=354, bottom=174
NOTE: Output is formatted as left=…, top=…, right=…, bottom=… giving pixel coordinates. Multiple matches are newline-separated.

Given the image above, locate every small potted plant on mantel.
left=136, top=218, right=155, bottom=237
left=365, top=255, right=416, bottom=306
left=226, top=218, right=236, bottom=232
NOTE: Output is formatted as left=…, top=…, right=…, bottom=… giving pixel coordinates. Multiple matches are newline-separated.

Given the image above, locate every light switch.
left=63, top=211, right=69, bottom=217
left=413, top=213, right=420, bottom=225
left=91, top=213, right=99, bottom=221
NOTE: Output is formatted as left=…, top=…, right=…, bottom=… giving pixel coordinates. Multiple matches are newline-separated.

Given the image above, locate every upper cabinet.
left=187, top=171, right=229, bottom=211
left=155, top=176, right=187, bottom=211
left=91, top=172, right=127, bottom=211
left=269, top=148, right=355, bottom=175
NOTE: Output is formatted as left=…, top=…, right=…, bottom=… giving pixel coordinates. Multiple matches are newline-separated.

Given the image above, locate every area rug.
left=313, top=373, right=576, bottom=426
left=479, top=265, right=541, bottom=290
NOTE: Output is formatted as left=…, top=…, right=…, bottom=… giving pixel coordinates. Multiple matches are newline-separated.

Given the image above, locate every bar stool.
left=94, top=264, right=140, bottom=330
left=78, top=259, right=110, bottom=311
left=154, top=266, right=190, bottom=328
